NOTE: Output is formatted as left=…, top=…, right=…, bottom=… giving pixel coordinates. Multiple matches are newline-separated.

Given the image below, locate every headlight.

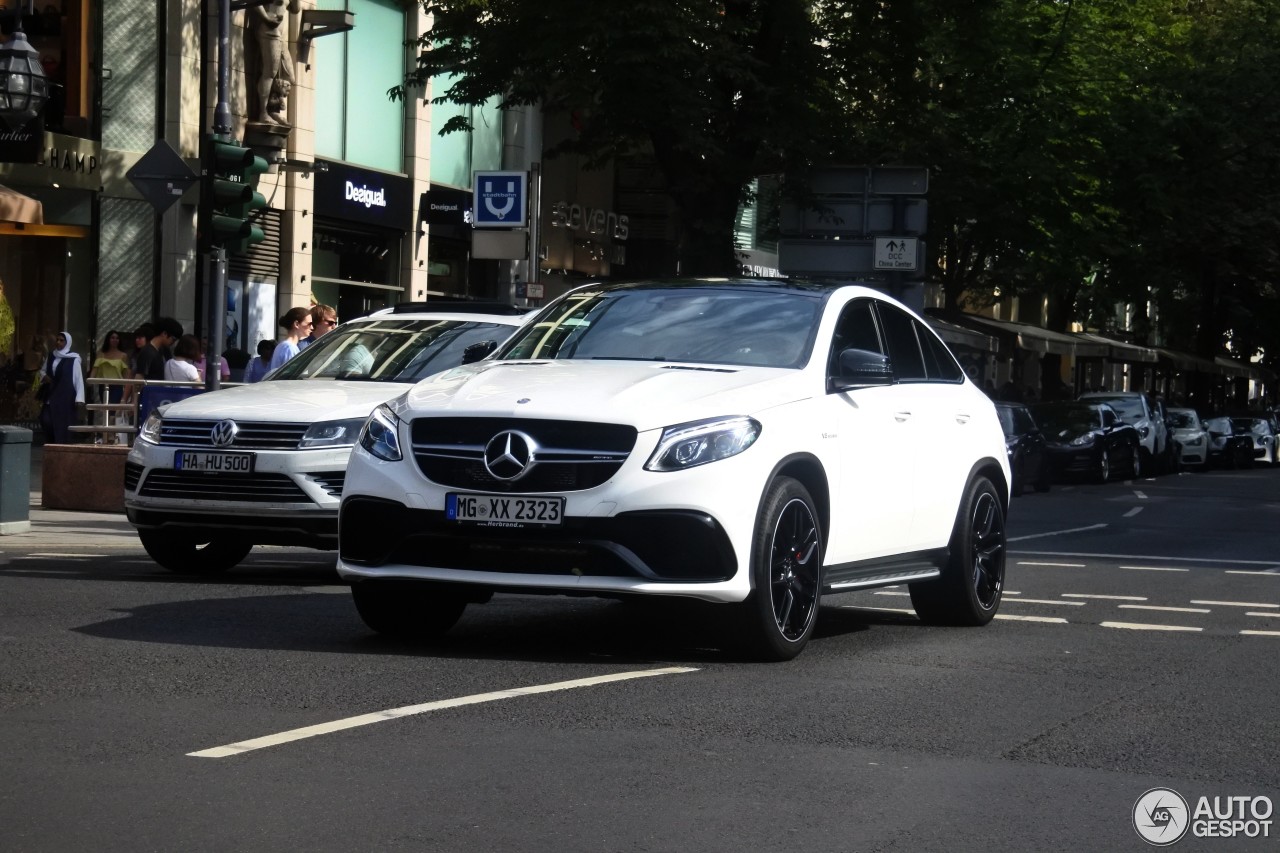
left=300, top=418, right=367, bottom=449
left=1184, top=435, right=1204, bottom=447
left=139, top=410, right=163, bottom=444
left=644, top=416, right=760, bottom=472
left=1070, top=433, right=1096, bottom=447
left=358, top=404, right=402, bottom=462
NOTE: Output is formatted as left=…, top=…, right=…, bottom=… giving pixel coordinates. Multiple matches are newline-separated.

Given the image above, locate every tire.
left=351, top=581, right=467, bottom=641
left=1130, top=443, right=1142, bottom=479
left=1096, top=448, right=1111, bottom=484
left=137, top=529, right=251, bottom=574
left=909, top=476, right=1006, bottom=626
left=732, top=476, right=823, bottom=662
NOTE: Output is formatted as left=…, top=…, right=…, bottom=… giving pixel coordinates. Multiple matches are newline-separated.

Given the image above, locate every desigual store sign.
left=314, top=159, right=412, bottom=230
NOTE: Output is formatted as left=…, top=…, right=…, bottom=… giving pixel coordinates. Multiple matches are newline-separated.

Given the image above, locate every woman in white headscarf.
left=39, top=331, right=85, bottom=444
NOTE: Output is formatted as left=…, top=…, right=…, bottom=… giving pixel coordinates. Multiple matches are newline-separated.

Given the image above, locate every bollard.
left=0, top=426, right=32, bottom=535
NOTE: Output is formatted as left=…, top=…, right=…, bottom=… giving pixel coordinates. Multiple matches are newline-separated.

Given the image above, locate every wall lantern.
left=0, top=2, right=49, bottom=131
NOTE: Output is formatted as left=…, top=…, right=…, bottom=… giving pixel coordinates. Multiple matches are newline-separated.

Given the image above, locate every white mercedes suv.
left=338, top=280, right=1012, bottom=660
left=125, top=304, right=529, bottom=574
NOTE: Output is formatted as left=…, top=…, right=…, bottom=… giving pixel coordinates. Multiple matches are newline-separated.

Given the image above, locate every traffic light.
left=206, top=136, right=268, bottom=255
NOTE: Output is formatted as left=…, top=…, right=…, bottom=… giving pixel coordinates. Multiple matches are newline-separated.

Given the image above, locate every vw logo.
left=210, top=419, right=239, bottom=448
left=483, top=430, right=537, bottom=481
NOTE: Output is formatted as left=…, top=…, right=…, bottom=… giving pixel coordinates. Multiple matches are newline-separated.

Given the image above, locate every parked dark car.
left=1030, top=401, right=1142, bottom=483
left=995, top=402, right=1051, bottom=495
left=1204, top=416, right=1260, bottom=468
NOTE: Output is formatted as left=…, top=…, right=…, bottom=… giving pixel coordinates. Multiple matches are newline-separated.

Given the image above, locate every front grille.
left=410, top=418, right=637, bottom=493
left=158, top=419, right=309, bottom=450
left=124, top=461, right=143, bottom=492
left=139, top=470, right=312, bottom=503
left=311, top=471, right=346, bottom=497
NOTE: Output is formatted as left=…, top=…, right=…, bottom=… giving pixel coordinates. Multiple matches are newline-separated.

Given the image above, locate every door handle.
left=894, top=411, right=912, bottom=422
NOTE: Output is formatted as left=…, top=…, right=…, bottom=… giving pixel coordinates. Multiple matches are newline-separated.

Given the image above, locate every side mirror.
left=831, top=347, right=893, bottom=391
left=461, top=340, right=498, bottom=365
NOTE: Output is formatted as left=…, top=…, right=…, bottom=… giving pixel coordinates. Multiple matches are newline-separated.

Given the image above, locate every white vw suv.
left=125, top=304, right=529, bottom=574
left=338, top=280, right=1012, bottom=660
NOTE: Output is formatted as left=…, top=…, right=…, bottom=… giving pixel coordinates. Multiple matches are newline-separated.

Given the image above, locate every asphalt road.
left=1, top=465, right=1278, bottom=852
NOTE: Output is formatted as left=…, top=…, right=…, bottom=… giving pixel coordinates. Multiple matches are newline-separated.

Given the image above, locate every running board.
left=826, top=569, right=940, bottom=591
left=822, top=548, right=948, bottom=592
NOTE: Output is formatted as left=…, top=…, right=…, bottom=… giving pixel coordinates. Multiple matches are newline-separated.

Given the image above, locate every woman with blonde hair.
left=267, top=306, right=313, bottom=371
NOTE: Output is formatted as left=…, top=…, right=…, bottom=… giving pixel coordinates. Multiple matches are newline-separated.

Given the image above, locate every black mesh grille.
left=410, top=418, right=637, bottom=493
left=158, top=419, right=309, bottom=450
left=139, top=470, right=312, bottom=503
left=124, top=462, right=143, bottom=492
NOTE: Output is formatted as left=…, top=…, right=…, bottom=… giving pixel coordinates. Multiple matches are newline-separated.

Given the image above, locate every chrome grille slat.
left=158, top=419, right=309, bottom=450
left=139, top=471, right=312, bottom=503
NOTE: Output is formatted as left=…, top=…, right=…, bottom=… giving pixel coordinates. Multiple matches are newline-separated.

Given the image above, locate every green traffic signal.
left=206, top=137, right=269, bottom=255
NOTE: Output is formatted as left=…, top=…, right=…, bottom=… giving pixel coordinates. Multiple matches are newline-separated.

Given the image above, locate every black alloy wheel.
left=735, top=476, right=823, bottom=661
left=1130, top=443, right=1142, bottom=479
left=1096, top=447, right=1111, bottom=484
left=910, top=475, right=1006, bottom=626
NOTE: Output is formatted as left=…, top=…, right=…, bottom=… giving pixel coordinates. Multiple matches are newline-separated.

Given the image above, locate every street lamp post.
left=0, top=1, right=50, bottom=131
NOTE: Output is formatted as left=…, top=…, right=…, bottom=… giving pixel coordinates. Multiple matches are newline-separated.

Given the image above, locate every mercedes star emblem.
left=483, top=430, right=537, bottom=480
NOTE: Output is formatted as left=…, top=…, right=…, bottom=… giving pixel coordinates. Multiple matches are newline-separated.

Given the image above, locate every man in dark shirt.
left=133, top=317, right=184, bottom=381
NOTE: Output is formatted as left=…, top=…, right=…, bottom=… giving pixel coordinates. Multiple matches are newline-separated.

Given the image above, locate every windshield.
left=496, top=287, right=821, bottom=368
left=1168, top=411, right=1199, bottom=429
left=1232, top=418, right=1267, bottom=435
left=1033, top=405, right=1101, bottom=438
left=269, top=318, right=514, bottom=383
left=1085, top=395, right=1145, bottom=420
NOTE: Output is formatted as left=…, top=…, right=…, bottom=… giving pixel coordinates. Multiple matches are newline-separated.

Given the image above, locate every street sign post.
left=472, top=170, right=528, bottom=228
left=126, top=140, right=198, bottom=215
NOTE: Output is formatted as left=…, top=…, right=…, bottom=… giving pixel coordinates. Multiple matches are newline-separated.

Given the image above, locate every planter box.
left=42, top=444, right=129, bottom=513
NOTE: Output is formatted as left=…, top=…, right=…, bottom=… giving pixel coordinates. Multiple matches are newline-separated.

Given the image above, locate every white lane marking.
left=1101, top=622, right=1202, bottom=633
left=1004, top=591, right=1022, bottom=595
left=1121, top=566, right=1189, bottom=573
left=873, top=591, right=910, bottom=597
left=1008, top=524, right=1107, bottom=543
left=188, top=667, right=698, bottom=759
left=1190, top=600, right=1278, bottom=609
left=1123, top=507, right=1143, bottom=518
left=842, top=605, right=916, bottom=616
left=1003, top=598, right=1085, bottom=606
left=995, top=614, right=1068, bottom=624
left=1012, top=550, right=1279, bottom=566
left=1133, top=490, right=1148, bottom=500
left=1063, top=594, right=1147, bottom=601
left=301, top=586, right=349, bottom=595
left=1227, top=570, right=1280, bottom=576
left=1241, top=630, right=1280, bottom=637
left=26, top=553, right=109, bottom=558
left=1119, top=605, right=1211, bottom=614
left=1016, top=561, right=1087, bottom=568
left=1246, top=612, right=1280, bottom=618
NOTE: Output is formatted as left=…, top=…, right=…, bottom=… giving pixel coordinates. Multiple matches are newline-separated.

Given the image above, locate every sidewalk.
left=2, top=444, right=138, bottom=548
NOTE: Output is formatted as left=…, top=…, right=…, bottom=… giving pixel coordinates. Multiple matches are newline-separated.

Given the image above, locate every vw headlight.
left=358, top=404, right=402, bottom=462
left=1184, top=434, right=1204, bottom=447
left=139, top=410, right=163, bottom=444
left=645, top=416, right=760, bottom=472
left=1069, top=433, right=1096, bottom=447
left=300, top=418, right=367, bottom=449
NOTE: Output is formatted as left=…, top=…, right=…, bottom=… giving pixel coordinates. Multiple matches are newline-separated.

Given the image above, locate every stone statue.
left=248, top=0, right=300, bottom=126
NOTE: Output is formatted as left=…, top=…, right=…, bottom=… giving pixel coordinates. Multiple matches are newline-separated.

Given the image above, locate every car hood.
left=157, top=380, right=410, bottom=423
left=398, top=360, right=812, bottom=431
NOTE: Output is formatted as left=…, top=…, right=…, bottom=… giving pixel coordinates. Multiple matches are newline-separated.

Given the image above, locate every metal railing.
left=75, top=378, right=239, bottom=444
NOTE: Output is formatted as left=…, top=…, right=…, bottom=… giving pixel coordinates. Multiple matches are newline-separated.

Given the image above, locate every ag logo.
left=1134, top=787, right=1190, bottom=845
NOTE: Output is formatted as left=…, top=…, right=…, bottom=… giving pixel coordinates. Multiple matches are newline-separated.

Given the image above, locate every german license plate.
left=446, top=493, right=564, bottom=527
left=174, top=451, right=255, bottom=473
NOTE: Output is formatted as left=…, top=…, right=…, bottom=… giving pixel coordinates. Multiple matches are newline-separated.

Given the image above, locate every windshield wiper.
left=590, top=355, right=668, bottom=361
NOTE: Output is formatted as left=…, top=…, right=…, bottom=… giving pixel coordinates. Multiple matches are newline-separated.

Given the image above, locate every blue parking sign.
left=472, top=171, right=527, bottom=228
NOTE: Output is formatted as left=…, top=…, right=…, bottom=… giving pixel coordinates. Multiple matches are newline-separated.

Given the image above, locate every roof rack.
left=389, top=299, right=531, bottom=316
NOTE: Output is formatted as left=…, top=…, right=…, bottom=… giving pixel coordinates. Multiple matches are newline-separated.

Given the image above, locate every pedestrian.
left=39, top=331, right=85, bottom=444
left=90, top=331, right=130, bottom=403
left=299, top=303, right=337, bottom=350
left=133, top=318, right=184, bottom=382
left=244, top=339, right=277, bottom=383
left=129, top=325, right=154, bottom=375
left=194, top=337, right=231, bottom=382
left=267, top=307, right=313, bottom=371
left=164, top=335, right=202, bottom=382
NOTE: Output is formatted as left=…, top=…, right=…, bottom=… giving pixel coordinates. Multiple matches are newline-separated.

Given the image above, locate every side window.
left=916, top=321, right=965, bottom=382
left=1102, top=408, right=1116, bottom=427
left=875, top=303, right=927, bottom=382
left=828, top=299, right=882, bottom=373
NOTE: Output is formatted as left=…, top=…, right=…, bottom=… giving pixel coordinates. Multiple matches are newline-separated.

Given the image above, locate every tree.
left=402, top=0, right=836, bottom=276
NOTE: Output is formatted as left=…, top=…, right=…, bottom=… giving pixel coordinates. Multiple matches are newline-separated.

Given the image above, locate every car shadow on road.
left=70, top=586, right=884, bottom=666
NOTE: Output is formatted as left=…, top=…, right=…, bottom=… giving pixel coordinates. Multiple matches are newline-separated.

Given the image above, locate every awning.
left=1074, top=332, right=1159, bottom=364
left=1154, top=347, right=1221, bottom=374
left=925, top=317, right=999, bottom=354
left=0, top=185, right=44, bottom=225
left=942, top=313, right=1109, bottom=358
